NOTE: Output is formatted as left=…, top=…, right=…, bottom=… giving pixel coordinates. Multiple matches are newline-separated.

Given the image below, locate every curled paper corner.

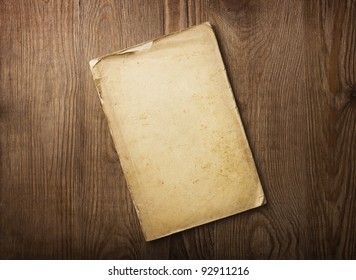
left=88, top=22, right=211, bottom=70
left=118, top=40, right=153, bottom=55
left=89, top=57, right=101, bottom=70
left=89, top=40, right=153, bottom=70
left=203, top=21, right=212, bottom=28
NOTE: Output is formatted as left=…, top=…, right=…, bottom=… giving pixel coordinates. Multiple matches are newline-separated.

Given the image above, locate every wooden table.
left=0, top=0, right=355, bottom=259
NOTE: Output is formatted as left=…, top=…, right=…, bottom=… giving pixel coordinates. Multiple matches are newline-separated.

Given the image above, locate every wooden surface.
left=0, top=0, right=355, bottom=259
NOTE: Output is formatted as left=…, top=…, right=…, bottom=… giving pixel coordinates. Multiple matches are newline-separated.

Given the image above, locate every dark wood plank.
left=303, top=0, right=356, bottom=259
left=0, top=0, right=355, bottom=259
left=0, top=0, right=80, bottom=259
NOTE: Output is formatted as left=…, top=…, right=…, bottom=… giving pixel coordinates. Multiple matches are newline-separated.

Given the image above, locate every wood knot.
left=350, top=89, right=356, bottom=99
left=349, top=89, right=356, bottom=109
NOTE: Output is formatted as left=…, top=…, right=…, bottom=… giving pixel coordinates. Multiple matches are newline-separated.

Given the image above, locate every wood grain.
left=0, top=0, right=355, bottom=259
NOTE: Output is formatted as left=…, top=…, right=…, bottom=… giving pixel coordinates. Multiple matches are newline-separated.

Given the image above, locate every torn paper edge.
left=89, top=22, right=212, bottom=70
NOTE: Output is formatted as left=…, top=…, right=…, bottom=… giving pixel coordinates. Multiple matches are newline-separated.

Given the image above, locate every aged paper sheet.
left=90, top=22, right=266, bottom=241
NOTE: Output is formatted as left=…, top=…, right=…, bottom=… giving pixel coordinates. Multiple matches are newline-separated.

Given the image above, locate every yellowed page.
left=90, top=22, right=265, bottom=241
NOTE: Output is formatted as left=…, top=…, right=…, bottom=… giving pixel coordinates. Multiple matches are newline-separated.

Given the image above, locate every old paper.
left=90, top=22, right=266, bottom=241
